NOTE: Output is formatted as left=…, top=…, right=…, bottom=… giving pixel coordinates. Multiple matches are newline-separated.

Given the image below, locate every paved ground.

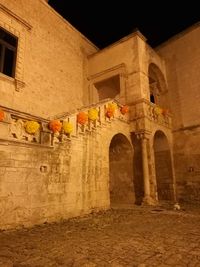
left=0, top=204, right=200, bottom=267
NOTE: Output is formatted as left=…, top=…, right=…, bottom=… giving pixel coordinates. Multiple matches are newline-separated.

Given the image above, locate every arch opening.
left=153, top=131, right=174, bottom=201
left=148, top=63, right=168, bottom=107
left=131, top=134, right=144, bottom=205
left=109, top=133, right=135, bottom=207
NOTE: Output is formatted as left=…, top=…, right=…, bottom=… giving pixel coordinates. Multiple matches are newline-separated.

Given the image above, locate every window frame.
left=0, top=27, right=18, bottom=78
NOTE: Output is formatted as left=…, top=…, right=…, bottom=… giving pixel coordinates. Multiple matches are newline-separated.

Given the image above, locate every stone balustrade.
left=0, top=99, right=129, bottom=146
left=130, top=99, right=172, bottom=129
left=0, top=107, right=50, bottom=146
left=147, top=102, right=172, bottom=128
left=52, top=99, right=129, bottom=144
left=0, top=99, right=171, bottom=148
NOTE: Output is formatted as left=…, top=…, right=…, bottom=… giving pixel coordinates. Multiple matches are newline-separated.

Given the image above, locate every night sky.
left=48, top=0, right=199, bottom=48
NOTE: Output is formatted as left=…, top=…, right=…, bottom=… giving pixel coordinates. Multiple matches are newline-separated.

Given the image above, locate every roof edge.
left=156, top=21, right=200, bottom=50
left=89, top=30, right=147, bottom=58
left=40, top=0, right=99, bottom=51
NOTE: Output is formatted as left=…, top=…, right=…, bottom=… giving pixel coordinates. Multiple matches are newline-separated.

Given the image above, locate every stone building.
left=0, top=0, right=199, bottom=229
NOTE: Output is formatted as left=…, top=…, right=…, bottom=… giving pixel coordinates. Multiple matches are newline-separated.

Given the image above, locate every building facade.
left=0, top=0, right=199, bottom=229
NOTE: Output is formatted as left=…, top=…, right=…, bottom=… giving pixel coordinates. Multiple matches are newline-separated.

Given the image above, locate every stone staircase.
left=0, top=99, right=129, bottom=147
left=0, top=99, right=173, bottom=229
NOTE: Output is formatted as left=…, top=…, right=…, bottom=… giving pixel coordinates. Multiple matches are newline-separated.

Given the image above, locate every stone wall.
left=157, top=24, right=200, bottom=129
left=88, top=32, right=142, bottom=104
left=0, top=136, right=104, bottom=229
left=157, top=24, right=200, bottom=203
left=0, top=111, right=131, bottom=229
left=1, top=0, right=199, bottom=228
left=173, top=130, right=200, bottom=203
left=0, top=0, right=97, bottom=118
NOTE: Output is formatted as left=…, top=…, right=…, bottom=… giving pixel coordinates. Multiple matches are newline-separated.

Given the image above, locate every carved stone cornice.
left=135, top=130, right=151, bottom=140
left=0, top=4, right=32, bottom=31
left=88, top=63, right=127, bottom=83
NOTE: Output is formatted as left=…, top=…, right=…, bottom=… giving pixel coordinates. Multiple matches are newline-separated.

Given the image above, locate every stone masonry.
left=0, top=0, right=199, bottom=229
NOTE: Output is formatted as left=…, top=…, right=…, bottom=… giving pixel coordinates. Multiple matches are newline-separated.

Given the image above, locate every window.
left=0, top=27, right=18, bottom=78
left=150, top=93, right=155, bottom=103
left=94, top=75, right=120, bottom=101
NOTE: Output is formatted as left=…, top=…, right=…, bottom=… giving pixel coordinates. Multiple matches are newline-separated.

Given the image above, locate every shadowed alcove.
left=109, top=133, right=135, bottom=207
left=153, top=131, right=174, bottom=201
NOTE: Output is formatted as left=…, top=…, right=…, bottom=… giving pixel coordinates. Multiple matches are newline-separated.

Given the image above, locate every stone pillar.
left=137, top=132, right=154, bottom=205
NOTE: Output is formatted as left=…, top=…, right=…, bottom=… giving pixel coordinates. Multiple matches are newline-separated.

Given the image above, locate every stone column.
left=137, top=132, right=153, bottom=205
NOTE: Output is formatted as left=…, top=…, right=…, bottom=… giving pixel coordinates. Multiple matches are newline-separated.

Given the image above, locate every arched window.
left=150, top=93, right=155, bottom=103
left=148, top=63, right=167, bottom=105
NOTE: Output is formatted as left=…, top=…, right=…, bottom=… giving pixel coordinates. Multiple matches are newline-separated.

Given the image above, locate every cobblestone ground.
left=0, top=204, right=200, bottom=267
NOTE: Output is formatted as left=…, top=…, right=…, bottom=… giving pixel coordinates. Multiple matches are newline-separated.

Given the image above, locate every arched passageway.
left=131, top=135, right=144, bottom=205
left=109, top=134, right=135, bottom=207
left=153, top=131, right=174, bottom=201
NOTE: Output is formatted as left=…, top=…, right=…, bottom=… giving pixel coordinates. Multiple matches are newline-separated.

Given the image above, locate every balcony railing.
left=0, top=99, right=129, bottom=146
left=130, top=99, right=172, bottom=129
left=147, top=102, right=172, bottom=128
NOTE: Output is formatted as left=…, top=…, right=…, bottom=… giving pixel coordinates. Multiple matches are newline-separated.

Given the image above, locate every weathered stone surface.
left=0, top=206, right=199, bottom=266
left=0, top=0, right=199, bottom=230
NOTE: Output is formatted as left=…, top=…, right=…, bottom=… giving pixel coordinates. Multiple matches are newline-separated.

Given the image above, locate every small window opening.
left=94, top=75, right=120, bottom=101
left=150, top=93, right=155, bottom=103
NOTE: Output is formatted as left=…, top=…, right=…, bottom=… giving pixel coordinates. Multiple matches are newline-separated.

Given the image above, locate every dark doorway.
left=153, top=131, right=174, bottom=201
left=109, top=134, right=135, bottom=207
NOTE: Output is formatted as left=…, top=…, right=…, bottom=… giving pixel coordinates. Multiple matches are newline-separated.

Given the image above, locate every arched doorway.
left=153, top=131, right=174, bottom=201
left=131, top=134, right=144, bottom=205
left=109, top=133, right=135, bottom=207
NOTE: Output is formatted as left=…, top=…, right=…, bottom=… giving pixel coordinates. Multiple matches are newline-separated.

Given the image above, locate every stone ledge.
left=0, top=138, right=53, bottom=149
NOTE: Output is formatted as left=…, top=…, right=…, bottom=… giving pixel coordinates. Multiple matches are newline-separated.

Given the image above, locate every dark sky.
left=48, top=0, right=199, bottom=49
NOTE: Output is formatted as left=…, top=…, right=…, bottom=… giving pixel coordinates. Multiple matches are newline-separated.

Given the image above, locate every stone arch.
left=148, top=63, right=168, bottom=106
left=131, top=134, right=144, bottom=205
left=109, top=133, right=135, bottom=207
left=153, top=130, right=174, bottom=201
